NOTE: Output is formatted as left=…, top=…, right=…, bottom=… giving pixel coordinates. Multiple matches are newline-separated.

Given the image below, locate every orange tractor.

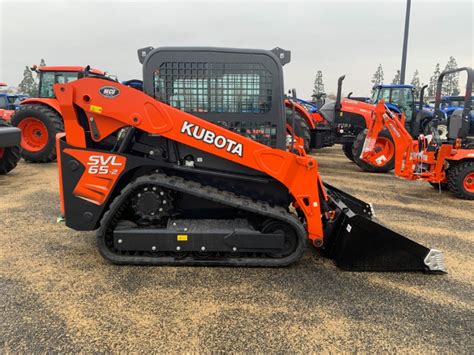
left=285, top=76, right=397, bottom=172
left=10, top=66, right=108, bottom=162
left=361, top=67, right=474, bottom=199
left=52, top=46, right=445, bottom=272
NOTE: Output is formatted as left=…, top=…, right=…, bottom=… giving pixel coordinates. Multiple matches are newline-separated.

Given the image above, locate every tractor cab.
left=370, top=84, right=439, bottom=137
left=33, top=66, right=106, bottom=98
left=370, top=84, right=416, bottom=123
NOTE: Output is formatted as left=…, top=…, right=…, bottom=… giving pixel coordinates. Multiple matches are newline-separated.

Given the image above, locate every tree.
left=391, top=70, right=401, bottom=85
left=428, top=63, right=441, bottom=97
left=18, top=66, right=37, bottom=96
left=312, top=70, right=325, bottom=98
left=410, top=70, right=422, bottom=99
left=371, top=64, right=384, bottom=86
left=442, top=56, right=460, bottom=95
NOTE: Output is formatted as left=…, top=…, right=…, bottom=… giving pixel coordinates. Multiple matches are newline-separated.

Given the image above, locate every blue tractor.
left=439, top=95, right=474, bottom=134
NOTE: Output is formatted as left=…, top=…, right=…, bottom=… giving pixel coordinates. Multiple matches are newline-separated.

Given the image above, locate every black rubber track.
left=97, top=173, right=307, bottom=266
left=352, top=128, right=395, bottom=173
left=447, top=161, right=474, bottom=200
left=0, top=119, right=21, bottom=174
left=11, top=104, right=64, bottom=163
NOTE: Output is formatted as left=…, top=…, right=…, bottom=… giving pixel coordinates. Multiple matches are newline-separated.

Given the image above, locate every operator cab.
left=370, top=84, right=416, bottom=124
left=34, top=66, right=106, bottom=98
left=139, top=46, right=288, bottom=150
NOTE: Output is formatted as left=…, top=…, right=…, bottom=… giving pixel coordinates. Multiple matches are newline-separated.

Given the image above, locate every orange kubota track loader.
left=361, top=67, right=474, bottom=200
left=53, top=47, right=445, bottom=272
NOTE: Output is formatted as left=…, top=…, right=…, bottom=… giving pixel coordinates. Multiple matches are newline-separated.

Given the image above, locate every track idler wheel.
left=262, top=220, right=298, bottom=258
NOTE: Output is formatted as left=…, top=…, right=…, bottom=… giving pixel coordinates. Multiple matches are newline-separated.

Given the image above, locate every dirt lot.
left=1, top=146, right=473, bottom=352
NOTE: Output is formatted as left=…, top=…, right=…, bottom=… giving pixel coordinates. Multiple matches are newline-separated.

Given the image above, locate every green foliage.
left=410, top=70, right=422, bottom=100
left=17, top=59, right=47, bottom=97
left=391, top=70, right=401, bottom=85
left=442, top=56, right=460, bottom=96
left=371, top=64, right=384, bottom=86
left=312, top=70, right=325, bottom=97
left=428, top=63, right=441, bottom=97
left=18, top=66, right=38, bottom=97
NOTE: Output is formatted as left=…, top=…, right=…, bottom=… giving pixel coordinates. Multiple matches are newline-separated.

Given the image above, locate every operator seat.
left=448, top=109, right=470, bottom=140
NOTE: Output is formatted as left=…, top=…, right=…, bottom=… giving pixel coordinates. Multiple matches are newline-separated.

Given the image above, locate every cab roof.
left=372, top=84, right=415, bottom=89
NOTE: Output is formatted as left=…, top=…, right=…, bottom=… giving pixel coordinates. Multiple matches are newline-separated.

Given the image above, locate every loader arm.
left=54, top=78, right=326, bottom=245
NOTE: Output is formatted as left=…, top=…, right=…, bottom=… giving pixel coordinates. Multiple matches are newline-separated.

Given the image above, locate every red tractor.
left=285, top=76, right=396, bottom=172
left=361, top=67, right=474, bottom=199
left=10, top=66, right=107, bottom=162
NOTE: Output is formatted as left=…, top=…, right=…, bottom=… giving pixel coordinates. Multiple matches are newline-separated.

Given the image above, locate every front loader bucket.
left=322, top=184, right=446, bottom=273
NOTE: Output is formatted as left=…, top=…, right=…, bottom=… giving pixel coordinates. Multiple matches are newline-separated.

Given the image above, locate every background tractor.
left=0, top=82, right=20, bottom=121
left=351, top=83, right=443, bottom=172
left=361, top=67, right=473, bottom=199
left=0, top=118, right=21, bottom=174
left=285, top=76, right=397, bottom=172
left=439, top=95, right=474, bottom=133
left=10, top=65, right=108, bottom=162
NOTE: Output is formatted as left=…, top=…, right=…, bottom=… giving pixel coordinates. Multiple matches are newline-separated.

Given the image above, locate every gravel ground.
left=1, top=146, right=473, bottom=352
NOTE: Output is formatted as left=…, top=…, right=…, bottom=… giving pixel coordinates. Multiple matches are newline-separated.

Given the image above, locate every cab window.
left=391, top=88, right=414, bottom=120
left=39, top=71, right=79, bottom=98
left=0, top=96, right=8, bottom=109
left=153, top=62, right=272, bottom=114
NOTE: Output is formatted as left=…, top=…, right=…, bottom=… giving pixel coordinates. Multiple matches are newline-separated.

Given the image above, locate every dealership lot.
left=1, top=146, right=472, bottom=352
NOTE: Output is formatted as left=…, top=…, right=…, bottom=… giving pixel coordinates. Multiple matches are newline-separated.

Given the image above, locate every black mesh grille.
left=216, top=120, right=277, bottom=146
left=153, top=62, right=272, bottom=113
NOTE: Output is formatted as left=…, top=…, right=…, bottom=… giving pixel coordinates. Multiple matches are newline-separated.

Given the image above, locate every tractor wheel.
left=11, top=104, right=64, bottom=163
left=342, top=142, right=354, bottom=162
left=0, top=119, right=21, bottom=174
left=423, top=118, right=448, bottom=140
left=447, top=161, right=474, bottom=200
left=352, top=128, right=395, bottom=173
left=286, top=108, right=311, bottom=152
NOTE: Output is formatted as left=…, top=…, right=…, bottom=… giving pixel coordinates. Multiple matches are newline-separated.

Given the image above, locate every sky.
left=0, top=0, right=473, bottom=98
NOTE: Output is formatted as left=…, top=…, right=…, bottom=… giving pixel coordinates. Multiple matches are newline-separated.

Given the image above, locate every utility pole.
left=400, top=0, right=411, bottom=84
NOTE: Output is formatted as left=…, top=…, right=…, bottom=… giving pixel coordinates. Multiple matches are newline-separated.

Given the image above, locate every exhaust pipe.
left=322, top=184, right=446, bottom=273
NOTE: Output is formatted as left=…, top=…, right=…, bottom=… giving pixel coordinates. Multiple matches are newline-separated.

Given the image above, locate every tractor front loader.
left=54, top=47, right=445, bottom=272
left=361, top=67, right=474, bottom=199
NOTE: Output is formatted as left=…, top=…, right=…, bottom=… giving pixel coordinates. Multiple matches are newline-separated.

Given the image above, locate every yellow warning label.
left=90, top=105, right=103, bottom=113
left=177, top=234, right=188, bottom=241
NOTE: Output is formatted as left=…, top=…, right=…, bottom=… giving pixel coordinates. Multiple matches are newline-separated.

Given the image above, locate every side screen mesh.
left=216, top=121, right=277, bottom=147
left=153, top=62, right=272, bottom=114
